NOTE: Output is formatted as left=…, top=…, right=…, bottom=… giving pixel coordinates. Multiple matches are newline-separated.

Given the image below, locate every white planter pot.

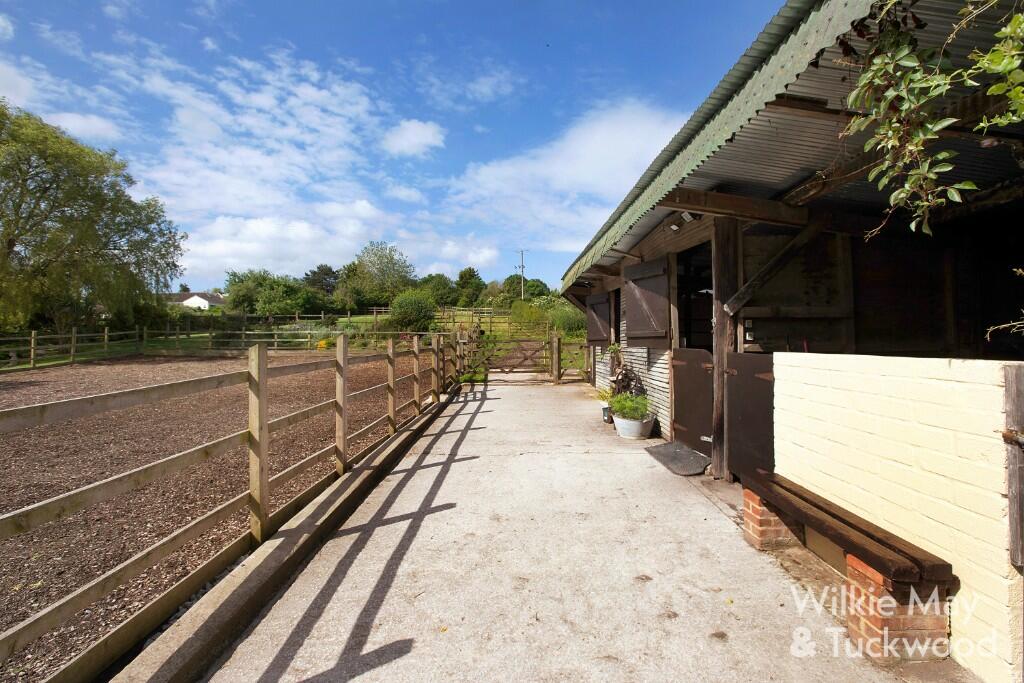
left=612, top=414, right=655, bottom=439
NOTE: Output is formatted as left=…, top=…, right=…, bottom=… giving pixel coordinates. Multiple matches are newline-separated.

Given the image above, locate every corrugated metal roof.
left=561, top=0, right=875, bottom=290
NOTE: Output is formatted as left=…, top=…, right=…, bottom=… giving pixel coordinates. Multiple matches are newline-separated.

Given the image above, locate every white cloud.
left=447, top=99, right=686, bottom=253
left=192, top=0, right=233, bottom=19
left=201, top=37, right=219, bottom=51
left=33, top=23, right=85, bottom=58
left=385, top=184, right=427, bottom=204
left=0, top=61, right=34, bottom=106
left=0, top=14, right=14, bottom=41
left=46, top=112, right=122, bottom=141
left=413, top=58, right=524, bottom=111
left=181, top=214, right=376, bottom=282
left=423, top=261, right=454, bottom=276
left=381, top=119, right=444, bottom=157
left=102, top=0, right=136, bottom=21
left=472, top=124, right=489, bottom=134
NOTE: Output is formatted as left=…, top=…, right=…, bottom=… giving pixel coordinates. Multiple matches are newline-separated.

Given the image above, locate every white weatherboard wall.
left=773, top=353, right=1023, bottom=683
left=593, top=293, right=671, bottom=435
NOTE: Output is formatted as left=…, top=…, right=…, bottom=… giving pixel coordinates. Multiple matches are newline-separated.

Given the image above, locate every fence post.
left=247, top=343, right=269, bottom=543
left=70, top=327, right=77, bottom=364
left=552, top=334, right=562, bottom=385
left=103, top=326, right=109, bottom=353
left=431, top=334, right=441, bottom=402
left=386, top=337, right=397, bottom=434
left=175, top=325, right=181, bottom=349
left=413, top=335, right=422, bottom=415
left=29, top=330, right=36, bottom=369
left=307, top=330, right=312, bottom=351
left=135, top=325, right=140, bottom=352
left=142, top=326, right=148, bottom=350
left=335, top=334, right=348, bottom=474
left=273, top=330, right=278, bottom=350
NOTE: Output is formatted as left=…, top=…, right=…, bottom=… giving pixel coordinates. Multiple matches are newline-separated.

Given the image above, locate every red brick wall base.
left=741, top=488, right=799, bottom=550
left=845, top=554, right=949, bottom=661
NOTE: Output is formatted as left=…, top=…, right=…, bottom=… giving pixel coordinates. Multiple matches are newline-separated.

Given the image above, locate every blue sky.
left=0, top=0, right=779, bottom=290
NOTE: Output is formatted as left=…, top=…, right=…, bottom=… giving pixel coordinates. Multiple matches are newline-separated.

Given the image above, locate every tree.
left=224, top=269, right=329, bottom=316
left=333, top=261, right=368, bottom=312
left=303, top=264, right=340, bottom=295
left=502, top=274, right=526, bottom=300
left=178, top=283, right=191, bottom=293
left=455, top=267, right=486, bottom=306
left=525, top=278, right=550, bottom=298
left=0, top=101, right=184, bottom=330
left=388, top=289, right=436, bottom=331
left=418, top=273, right=458, bottom=307
left=355, top=241, right=416, bottom=305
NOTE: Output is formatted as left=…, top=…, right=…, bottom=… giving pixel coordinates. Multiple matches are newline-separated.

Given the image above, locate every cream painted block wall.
left=774, top=353, right=1023, bottom=683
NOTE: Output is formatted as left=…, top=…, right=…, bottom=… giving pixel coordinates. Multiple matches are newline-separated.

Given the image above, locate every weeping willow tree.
left=0, top=100, right=184, bottom=331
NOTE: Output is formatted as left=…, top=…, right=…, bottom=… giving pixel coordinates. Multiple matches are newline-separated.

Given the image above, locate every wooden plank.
left=1006, top=364, right=1024, bottom=571
left=711, top=216, right=738, bottom=480
left=45, top=533, right=252, bottom=683
left=247, top=344, right=270, bottom=543
left=397, top=398, right=417, bottom=413
left=269, top=444, right=334, bottom=487
left=0, top=370, right=248, bottom=433
left=0, top=430, right=246, bottom=541
left=347, top=414, right=389, bottom=444
left=265, top=359, right=334, bottom=379
left=348, top=381, right=387, bottom=401
left=657, top=187, right=808, bottom=227
left=763, top=472, right=952, bottom=580
left=267, top=399, right=333, bottom=434
left=0, top=491, right=248, bottom=664
left=413, top=335, right=421, bottom=415
left=336, top=335, right=348, bottom=474
left=431, top=334, right=441, bottom=403
left=723, top=217, right=826, bottom=316
left=744, top=474, right=919, bottom=582
left=387, top=338, right=397, bottom=434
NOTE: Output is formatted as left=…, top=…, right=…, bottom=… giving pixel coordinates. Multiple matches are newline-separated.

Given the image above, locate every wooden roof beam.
left=657, top=187, right=808, bottom=227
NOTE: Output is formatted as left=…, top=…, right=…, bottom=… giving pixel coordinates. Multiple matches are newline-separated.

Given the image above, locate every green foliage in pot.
left=596, top=387, right=614, bottom=404
left=609, top=393, right=649, bottom=421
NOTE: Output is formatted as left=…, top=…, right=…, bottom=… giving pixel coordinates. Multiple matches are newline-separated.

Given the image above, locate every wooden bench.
left=741, top=469, right=955, bottom=661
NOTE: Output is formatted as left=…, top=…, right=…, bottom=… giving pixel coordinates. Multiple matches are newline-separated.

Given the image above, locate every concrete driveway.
left=208, top=375, right=902, bottom=682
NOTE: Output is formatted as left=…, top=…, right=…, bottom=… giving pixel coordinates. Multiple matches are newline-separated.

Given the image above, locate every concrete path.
left=208, top=376, right=901, bottom=682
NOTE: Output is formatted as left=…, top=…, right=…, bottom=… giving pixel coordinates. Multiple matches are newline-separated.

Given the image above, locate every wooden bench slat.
left=744, top=474, right=920, bottom=583
left=761, top=471, right=953, bottom=581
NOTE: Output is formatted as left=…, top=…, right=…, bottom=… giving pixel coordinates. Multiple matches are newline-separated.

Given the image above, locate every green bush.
left=388, top=289, right=436, bottom=331
left=549, top=305, right=585, bottom=337
left=510, top=299, right=546, bottom=324
left=609, top=393, right=650, bottom=420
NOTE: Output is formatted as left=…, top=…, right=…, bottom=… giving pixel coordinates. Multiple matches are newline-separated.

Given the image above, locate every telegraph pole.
left=516, top=249, right=527, bottom=300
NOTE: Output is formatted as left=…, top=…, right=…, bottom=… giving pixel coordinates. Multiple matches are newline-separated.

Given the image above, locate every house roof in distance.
left=162, top=291, right=228, bottom=305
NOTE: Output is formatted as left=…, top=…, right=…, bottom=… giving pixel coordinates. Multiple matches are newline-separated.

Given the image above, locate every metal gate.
left=725, top=352, right=774, bottom=479
left=670, top=348, right=714, bottom=455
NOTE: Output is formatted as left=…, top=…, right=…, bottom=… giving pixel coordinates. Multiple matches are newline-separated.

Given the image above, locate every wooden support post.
left=103, top=326, right=109, bottom=353
left=29, top=331, right=36, bottom=369
left=552, top=334, right=562, bottom=384
left=142, top=327, right=148, bottom=349
left=431, top=334, right=441, bottom=402
left=711, top=216, right=739, bottom=480
left=306, top=330, right=312, bottom=351
left=70, top=327, right=77, bottom=364
left=135, top=325, right=140, bottom=352
left=321, top=310, right=325, bottom=321
left=175, top=325, right=181, bottom=349
left=247, top=343, right=269, bottom=543
left=413, top=335, right=422, bottom=415
left=335, top=334, right=348, bottom=474
left=273, top=330, right=278, bottom=350
left=373, top=309, right=378, bottom=331
left=186, top=317, right=191, bottom=338
left=386, top=337, right=397, bottom=434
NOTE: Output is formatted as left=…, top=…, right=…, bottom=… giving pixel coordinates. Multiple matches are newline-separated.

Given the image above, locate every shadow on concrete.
left=252, top=388, right=489, bottom=682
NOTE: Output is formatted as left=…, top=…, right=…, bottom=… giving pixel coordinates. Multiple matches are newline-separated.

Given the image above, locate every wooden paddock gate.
left=0, top=332, right=462, bottom=681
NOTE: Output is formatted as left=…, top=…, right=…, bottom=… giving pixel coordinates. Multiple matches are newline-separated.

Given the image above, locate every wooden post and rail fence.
left=0, top=332, right=459, bottom=681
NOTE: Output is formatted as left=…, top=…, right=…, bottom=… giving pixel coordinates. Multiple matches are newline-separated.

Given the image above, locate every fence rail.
left=0, top=332, right=462, bottom=680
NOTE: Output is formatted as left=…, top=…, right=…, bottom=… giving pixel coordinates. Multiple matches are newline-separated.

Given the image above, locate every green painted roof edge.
left=560, top=0, right=874, bottom=293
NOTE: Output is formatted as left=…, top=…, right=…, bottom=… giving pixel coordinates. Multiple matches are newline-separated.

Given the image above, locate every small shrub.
left=609, top=393, right=649, bottom=420
left=511, top=300, right=546, bottom=324
left=459, top=368, right=487, bottom=383
left=388, top=290, right=436, bottom=331
left=596, top=387, right=614, bottom=404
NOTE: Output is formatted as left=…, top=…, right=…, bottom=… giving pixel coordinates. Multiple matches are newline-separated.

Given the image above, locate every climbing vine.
left=842, top=0, right=1024, bottom=236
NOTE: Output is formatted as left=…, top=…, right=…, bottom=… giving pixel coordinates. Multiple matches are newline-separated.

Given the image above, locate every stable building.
left=562, top=1, right=1024, bottom=681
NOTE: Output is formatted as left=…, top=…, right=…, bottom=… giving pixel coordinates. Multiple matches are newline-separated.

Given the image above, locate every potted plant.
left=609, top=393, right=655, bottom=439
left=596, top=387, right=614, bottom=423
left=606, top=343, right=622, bottom=374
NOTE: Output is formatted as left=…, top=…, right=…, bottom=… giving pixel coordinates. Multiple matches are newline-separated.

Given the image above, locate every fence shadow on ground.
left=245, top=389, right=489, bottom=682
